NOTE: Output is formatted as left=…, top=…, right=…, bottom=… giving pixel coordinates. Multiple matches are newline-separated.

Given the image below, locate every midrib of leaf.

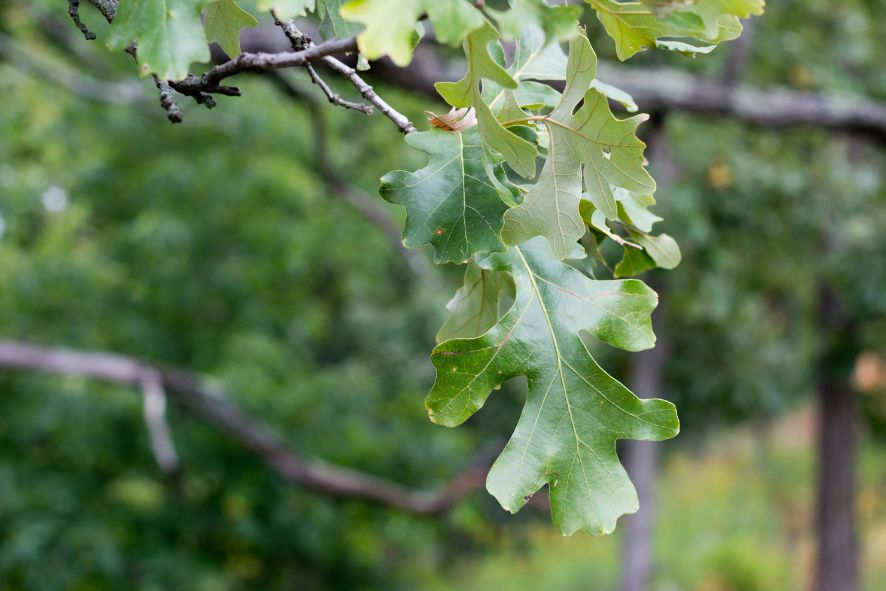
left=514, top=246, right=599, bottom=521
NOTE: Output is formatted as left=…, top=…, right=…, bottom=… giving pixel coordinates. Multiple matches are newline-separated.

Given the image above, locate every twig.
left=153, top=75, right=184, bottom=123
left=272, top=15, right=415, bottom=134
left=67, top=0, right=96, bottom=40
left=305, top=63, right=374, bottom=114
left=271, top=10, right=373, bottom=115
left=0, top=339, right=494, bottom=513
left=141, top=371, right=180, bottom=477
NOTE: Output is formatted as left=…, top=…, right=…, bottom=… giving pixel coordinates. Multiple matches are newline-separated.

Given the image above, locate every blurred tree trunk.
left=814, top=284, right=858, bottom=591
left=621, top=298, right=669, bottom=591
left=620, top=117, right=676, bottom=591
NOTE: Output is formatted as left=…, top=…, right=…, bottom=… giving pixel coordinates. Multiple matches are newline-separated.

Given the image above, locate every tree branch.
left=0, top=339, right=493, bottom=514
left=68, top=0, right=96, bottom=40
left=369, top=44, right=886, bottom=143
left=271, top=15, right=415, bottom=133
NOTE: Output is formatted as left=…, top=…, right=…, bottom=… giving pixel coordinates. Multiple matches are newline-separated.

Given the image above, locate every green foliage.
left=59, top=0, right=766, bottom=535
left=205, top=0, right=258, bottom=56
left=107, top=0, right=209, bottom=80
left=427, top=239, right=677, bottom=535
left=380, top=127, right=515, bottom=264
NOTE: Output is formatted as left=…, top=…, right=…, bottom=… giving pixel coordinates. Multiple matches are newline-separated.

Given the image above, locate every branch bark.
left=368, top=44, right=886, bottom=143
left=0, top=339, right=495, bottom=514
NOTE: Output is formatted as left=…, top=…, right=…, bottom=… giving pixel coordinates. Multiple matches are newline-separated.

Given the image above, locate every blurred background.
left=1, top=1, right=885, bottom=590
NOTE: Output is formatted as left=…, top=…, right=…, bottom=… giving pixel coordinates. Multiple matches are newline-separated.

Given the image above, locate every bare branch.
left=0, top=339, right=492, bottom=514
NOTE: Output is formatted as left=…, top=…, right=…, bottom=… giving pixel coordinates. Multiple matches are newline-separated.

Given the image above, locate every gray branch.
left=370, top=44, right=886, bottom=143
left=272, top=16, right=415, bottom=133
left=0, top=339, right=493, bottom=514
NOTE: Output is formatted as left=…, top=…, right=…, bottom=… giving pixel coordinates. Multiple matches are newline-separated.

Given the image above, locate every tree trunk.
left=621, top=308, right=669, bottom=591
left=813, top=285, right=859, bottom=591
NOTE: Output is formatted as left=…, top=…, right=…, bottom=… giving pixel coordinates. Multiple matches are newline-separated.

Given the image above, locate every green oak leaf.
left=317, top=0, right=370, bottom=68
left=588, top=0, right=763, bottom=60
left=339, top=0, right=484, bottom=65
left=425, top=0, right=487, bottom=46
left=631, top=230, right=682, bottom=269
left=205, top=0, right=258, bottom=57
left=614, top=246, right=656, bottom=277
left=379, top=126, right=515, bottom=264
left=426, top=238, right=678, bottom=535
left=502, top=32, right=655, bottom=259
left=339, top=0, right=424, bottom=66
left=437, top=262, right=514, bottom=342
left=485, top=25, right=637, bottom=114
left=489, top=0, right=583, bottom=42
left=318, top=0, right=363, bottom=39
left=587, top=0, right=704, bottom=61
left=257, top=0, right=315, bottom=18
left=108, top=0, right=209, bottom=80
left=615, top=189, right=661, bottom=233
left=689, top=0, right=765, bottom=38
left=436, top=22, right=537, bottom=178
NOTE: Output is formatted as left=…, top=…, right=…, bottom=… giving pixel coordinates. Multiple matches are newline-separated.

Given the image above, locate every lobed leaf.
left=427, top=238, right=678, bottom=535
left=108, top=0, right=209, bottom=80
left=379, top=127, right=517, bottom=264
left=502, top=32, right=655, bottom=259
left=205, top=0, right=258, bottom=57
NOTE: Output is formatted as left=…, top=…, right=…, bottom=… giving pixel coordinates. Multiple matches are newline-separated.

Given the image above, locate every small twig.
left=319, top=54, right=416, bottom=133
left=271, top=11, right=372, bottom=115
left=305, top=63, right=374, bottom=114
left=68, top=0, right=96, bottom=40
left=271, top=13, right=415, bottom=134
left=141, top=371, right=180, bottom=477
left=153, top=75, right=184, bottom=123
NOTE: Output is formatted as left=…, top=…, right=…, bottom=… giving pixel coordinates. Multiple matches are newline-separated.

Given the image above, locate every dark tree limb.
left=67, top=0, right=96, bottom=40
left=0, top=339, right=494, bottom=514
left=152, top=75, right=184, bottom=123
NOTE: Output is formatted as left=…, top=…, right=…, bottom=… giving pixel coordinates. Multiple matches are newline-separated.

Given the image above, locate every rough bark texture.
left=814, top=285, right=859, bottom=591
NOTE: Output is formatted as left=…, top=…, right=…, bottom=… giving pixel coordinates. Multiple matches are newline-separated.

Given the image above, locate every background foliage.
left=1, top=0, right=885, bottom=589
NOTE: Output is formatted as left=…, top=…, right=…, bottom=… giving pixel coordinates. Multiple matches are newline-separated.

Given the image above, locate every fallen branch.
left=0, top=339, right=495, bottom=514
